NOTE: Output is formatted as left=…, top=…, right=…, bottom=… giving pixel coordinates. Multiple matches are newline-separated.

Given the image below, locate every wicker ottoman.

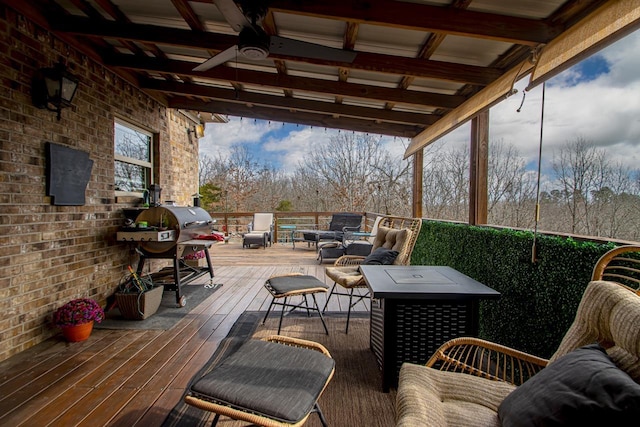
left=185, top=335, right=335, bottom=427
left=263, top=273, right=330, bottom=334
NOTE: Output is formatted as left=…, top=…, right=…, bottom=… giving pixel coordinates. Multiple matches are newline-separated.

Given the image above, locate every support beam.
left=169, top=98, right=422, bottom=137
left=108, top=55, right=465, bottom=109
left=150, top=81, right=440, bottom=126
left=468, top=111, right=489, bottom=225
left=412, top=149, right=424, bottom=219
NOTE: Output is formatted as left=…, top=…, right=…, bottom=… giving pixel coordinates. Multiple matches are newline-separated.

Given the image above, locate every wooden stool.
left=185, top=335, right=335, bottom=427
left=263, top=273, right=330, bottom=334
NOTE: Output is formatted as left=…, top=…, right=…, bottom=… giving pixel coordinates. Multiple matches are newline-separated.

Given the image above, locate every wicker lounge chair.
left=323, top=216, right=422, bottom=332
left=395, top=274, right=640, bottom=426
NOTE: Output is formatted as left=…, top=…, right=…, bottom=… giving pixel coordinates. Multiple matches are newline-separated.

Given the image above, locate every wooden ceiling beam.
left=266, top=0, right=560, bottom=45
left=107, top=55, right=466, bottom=109
left=170, top=0, right=205, bottom=32
left=51, top=16, right=501, bottom=85
left=142, top=79, right=439, bottom=126
left=260, top=9, right=293, bottom=98
left=168, top=97, right=424, bottom=137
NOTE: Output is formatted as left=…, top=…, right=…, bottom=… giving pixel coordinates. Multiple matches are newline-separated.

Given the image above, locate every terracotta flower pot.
left=61, top=320, right=94, bottom=342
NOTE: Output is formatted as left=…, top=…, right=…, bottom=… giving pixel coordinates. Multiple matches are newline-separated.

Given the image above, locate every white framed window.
left=114, top=118, right=154, bottom=196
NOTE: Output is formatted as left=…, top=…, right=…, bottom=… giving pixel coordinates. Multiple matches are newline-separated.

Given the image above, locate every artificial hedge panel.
left=411, top=220, right=615, bottom=358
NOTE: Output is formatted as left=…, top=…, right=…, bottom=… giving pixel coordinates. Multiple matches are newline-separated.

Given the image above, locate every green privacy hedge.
left=411, top=220, right=616, bottom=359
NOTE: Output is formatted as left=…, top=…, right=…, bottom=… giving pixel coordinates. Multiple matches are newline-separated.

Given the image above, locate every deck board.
left=0, top=241, right=369, bottom=426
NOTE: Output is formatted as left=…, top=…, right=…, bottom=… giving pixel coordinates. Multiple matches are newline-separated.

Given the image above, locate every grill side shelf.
left=116, top=230, right=176, bottom=242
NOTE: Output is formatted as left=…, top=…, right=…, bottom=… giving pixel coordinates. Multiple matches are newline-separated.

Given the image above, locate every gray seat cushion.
left=189, top=339, right=335, bottom=423
left=267, top=275, right=329, bottom=294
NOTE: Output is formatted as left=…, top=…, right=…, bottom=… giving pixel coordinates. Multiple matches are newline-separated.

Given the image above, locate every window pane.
left=115, top=160, right=148, bottom=192
left=114, top=122, right=150, bottom=162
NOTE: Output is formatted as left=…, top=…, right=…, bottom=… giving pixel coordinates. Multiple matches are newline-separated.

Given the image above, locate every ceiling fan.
left=193, top=0, right=357, bottom=72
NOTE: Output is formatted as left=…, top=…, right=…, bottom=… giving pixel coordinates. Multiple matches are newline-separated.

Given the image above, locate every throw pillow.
left=361, top=247, right=399, bottom=265
left=373, top=227, right=409, bottom=252
left=498, top=343, right=640, bottom=426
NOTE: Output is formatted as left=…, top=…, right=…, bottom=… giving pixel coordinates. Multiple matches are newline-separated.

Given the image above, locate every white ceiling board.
left=347, top=69, right=404, bottom=86
left=408, top=78, right=464, bottom=95
left=110, top=0, right=191, bottom=29
left=190, top=78, right=235, bottom=90
left=468, top=0, right=565, bottom=19
left=356, top=23, right=426, bottom=57
left=287, top=68, right=340, bottom=81
left=392, top=103, right=437, bottom=114
left=342, top=98, right=387, bottom=109
left=273, top=11, right=346, bottom=49
left=432, top=35, right=513, bottom=66
left=292, top=92, right=341, bottom=103
left=285, top=62, right=341, bottom=80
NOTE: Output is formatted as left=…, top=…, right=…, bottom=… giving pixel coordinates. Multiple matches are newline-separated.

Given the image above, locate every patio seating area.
left=0, top=244, right=372, bottom=427
left=0, top=234, right=639, bottom=427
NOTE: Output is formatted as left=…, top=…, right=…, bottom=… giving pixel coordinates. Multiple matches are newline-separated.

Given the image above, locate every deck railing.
left=207, top=211, right=382, bottom=243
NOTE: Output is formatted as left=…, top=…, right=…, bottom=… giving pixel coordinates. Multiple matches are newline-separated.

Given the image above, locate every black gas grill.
left=117, top=205, right=217, bottom=307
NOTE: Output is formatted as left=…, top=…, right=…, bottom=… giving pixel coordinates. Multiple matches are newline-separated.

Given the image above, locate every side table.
left=278, top=224, right=296, bottom=244
left=360, top=265, right=500, bottom=391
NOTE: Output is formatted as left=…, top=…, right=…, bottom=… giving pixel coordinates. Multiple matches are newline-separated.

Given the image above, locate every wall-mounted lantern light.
left=149, top=184, right=162, bottom=207
left=32, top=62, right=79, bottom=120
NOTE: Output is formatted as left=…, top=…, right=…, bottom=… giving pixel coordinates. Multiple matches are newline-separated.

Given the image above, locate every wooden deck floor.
left=0, top=240, right=368, bottom=427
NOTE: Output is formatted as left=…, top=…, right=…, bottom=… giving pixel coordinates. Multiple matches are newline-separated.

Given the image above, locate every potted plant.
left=53, top=298, right=105, bottom=342
left=115, top=267, right=164, bottom=320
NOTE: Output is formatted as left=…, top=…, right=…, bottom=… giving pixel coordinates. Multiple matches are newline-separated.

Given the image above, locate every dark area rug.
left=95, top=283, right=221, bottom=330
left=162, top=311, right=395, bottom=427
left=161, top=311, right=264, bottom=427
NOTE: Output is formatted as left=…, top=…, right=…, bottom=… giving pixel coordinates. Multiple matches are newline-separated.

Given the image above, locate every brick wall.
left=0, top=8, right=200, bottom=361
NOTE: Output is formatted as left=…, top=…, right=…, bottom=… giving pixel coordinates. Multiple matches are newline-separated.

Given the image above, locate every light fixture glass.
left=32, top=62, right=79, bottom=120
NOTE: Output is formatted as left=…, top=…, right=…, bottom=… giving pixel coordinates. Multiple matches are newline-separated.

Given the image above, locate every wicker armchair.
left=395, top=278, right=640, bottom=426
left=323, top=216, right=422, bottom=332
left=592, top=244, right=640, bottom=291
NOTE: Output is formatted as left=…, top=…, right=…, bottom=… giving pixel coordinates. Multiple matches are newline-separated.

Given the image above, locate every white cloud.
left=262, top=126, right=336, bottom=167
left=598, top=30, right=640, bottom=87
left=198, top=117, right=278, bottom=159
left=486, top=30, right=640, bottom=170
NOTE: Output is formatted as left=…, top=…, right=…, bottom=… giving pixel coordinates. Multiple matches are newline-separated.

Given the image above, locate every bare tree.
left=487, top=140, right=537, bottom=228
left=551, top=137, right=607, bottom=234
left=298, top=133, right=392, bottom=211
left=223, top=146, right=263, bottom=212
left=198, top=154, right=220, bottom=187
left=422, top=146, right=469, bottom=221
left=590, top=162, right=636, bottom=238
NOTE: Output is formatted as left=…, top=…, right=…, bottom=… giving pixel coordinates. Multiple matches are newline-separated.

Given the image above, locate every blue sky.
left=199, top=29, right=640, bottom=173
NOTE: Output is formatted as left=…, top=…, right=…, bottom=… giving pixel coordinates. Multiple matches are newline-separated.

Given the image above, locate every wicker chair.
left=395, top=279, right=640, bottom=426
left=592, top=244, right=640, bottom=291
left=323, top=216, right=422, bottom=332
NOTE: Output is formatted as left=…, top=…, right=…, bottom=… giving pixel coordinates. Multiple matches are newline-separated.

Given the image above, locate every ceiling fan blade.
left=193, top=45, right=239, bottom=71
left=213, top=0, right=250, bottom=32
left=269, top=36, right=357, bottom=63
